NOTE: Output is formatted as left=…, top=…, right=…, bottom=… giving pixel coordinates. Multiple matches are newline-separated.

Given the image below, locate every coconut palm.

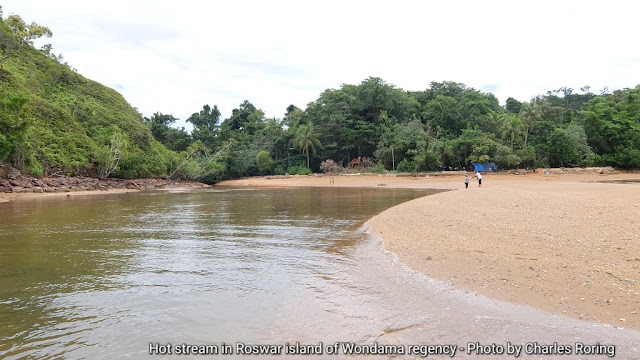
left=520, top=101, right=541, bottom=147
left=294, top=122, right=322, bottom=169
left=501, top=113, right=524, bottom=150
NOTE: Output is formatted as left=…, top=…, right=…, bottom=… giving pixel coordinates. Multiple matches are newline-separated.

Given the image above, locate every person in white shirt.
left=476, top=172, right=483, bottom=187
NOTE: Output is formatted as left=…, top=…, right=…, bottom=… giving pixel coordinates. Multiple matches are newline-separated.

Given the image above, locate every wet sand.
left=219, top=172, right=640, bottom=330
left=0, top=183, right=209, bottom=203
left=0, top=188, right=140, bottom=202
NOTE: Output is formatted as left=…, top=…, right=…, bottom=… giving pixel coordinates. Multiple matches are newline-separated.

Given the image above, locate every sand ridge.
left=220, top=172, right=640, bottom=330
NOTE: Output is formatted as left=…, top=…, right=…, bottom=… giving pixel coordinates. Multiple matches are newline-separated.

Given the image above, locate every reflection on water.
left=0, top=187, right=436, bottom=359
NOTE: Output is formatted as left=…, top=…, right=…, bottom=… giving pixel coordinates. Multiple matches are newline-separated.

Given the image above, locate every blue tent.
left=472, top=162, right=497, bottom=172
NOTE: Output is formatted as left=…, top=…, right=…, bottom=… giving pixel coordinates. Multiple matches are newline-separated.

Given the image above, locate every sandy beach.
left=219, top=172, right=640, bottom=330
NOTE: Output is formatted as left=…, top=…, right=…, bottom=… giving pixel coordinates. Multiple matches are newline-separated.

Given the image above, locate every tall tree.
left=294, top=122, right=321, bottom=169
left=187, top=104, right=221, bottom=148
left=548, top=128, right=580, bottom=167
left=501, top=113, right=523, bottom=150
left=520, top=101, right=541, bottom=147
left=144, top=112, right=192, bottom=152
left=505, top=97, right=523, bottom=114
left=0, top=15, right=52, bottom=70
left=187, top=104, right=220, bottom=133
left=222, top=100, right=265, bottom=136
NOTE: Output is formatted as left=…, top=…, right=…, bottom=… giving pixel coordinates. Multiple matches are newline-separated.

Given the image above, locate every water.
left=1, top=187, right=639, bottom=359
left=0, top=187, right=434, bottom=358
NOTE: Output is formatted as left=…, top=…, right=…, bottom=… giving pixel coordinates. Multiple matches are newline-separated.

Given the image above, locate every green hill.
left=0, top=14, right=172, bottom=179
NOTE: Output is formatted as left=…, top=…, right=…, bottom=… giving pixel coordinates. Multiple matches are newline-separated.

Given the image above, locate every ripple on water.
left=2, top=187, right=638, bottom=359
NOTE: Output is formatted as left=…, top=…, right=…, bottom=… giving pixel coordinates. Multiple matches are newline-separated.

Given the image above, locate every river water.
left=1, top=187, right=639, bottom=359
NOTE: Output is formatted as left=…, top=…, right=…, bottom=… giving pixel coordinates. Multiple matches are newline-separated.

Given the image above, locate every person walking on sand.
left=464, top=176, right=469, bottom=189
left=476, top=172, right=483, bottom=187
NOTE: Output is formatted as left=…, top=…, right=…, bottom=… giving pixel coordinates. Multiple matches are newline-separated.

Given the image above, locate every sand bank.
left=0, top=188, right=140, bottom=202
left=0, top=182, right=209, bottom=203
left=219, top=172, right=640, bottom=330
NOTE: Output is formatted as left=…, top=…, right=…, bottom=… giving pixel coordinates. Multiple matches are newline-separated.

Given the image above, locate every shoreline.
left=0, top=188, right=141, bottom=202
left=0, top=179, right=209, bottom=203
left=218, top=172, right=640, bottom=330
left=4, top=171, right=639, bottom=329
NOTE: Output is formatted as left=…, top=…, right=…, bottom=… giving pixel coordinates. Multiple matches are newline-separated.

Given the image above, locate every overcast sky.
left=3, top=0, right=639, bottom=130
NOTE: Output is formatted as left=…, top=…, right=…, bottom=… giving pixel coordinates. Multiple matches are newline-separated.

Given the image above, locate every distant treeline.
left=1, top=9, right=639, bottom=183
left=143, top=78, right=640, bottom=182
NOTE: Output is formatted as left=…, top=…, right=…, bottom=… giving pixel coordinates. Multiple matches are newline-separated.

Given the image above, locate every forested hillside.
left=1, top=8, right=639, bottom=185
left=0, top=11, right=172, bottom=179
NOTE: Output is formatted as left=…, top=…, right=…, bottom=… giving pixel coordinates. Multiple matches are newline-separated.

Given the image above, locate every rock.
left=7, top=167, right=21, bottom=179
left=0, top=185, right=12, bottom=193
left=33, top=187, right=44, bottom=193
left=9, top=179, right=33, bottom=188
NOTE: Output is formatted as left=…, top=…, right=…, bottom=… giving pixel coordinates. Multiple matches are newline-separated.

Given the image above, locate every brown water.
left=1, top=187, right=639, bottom=359
left=0, top=187, right=436, bottom=358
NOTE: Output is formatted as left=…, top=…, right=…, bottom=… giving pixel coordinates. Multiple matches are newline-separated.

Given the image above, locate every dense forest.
left=1, top=8, right=640, bottom=184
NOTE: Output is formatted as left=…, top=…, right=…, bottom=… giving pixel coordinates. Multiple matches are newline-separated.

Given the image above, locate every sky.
left=2, top=0, right=639, bottom=130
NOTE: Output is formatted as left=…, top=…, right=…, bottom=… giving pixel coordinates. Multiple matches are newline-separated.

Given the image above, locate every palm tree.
left=501, top=113, right=524, bottom=150
left=520, top=101, right=541, bottom=147
left=294, top=122, right=322, bottom=169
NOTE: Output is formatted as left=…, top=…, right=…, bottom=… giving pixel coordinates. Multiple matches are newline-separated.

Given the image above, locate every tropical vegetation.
left=1, top=8, right=640, bottom=184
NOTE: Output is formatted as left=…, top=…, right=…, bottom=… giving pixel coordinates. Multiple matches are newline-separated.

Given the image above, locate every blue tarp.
left=472, top=162, right=497, bottom=172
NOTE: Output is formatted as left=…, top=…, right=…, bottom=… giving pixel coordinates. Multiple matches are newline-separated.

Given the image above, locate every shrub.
left=396, top=158, right=415, bottom=173
left=372, top=161, right=386, bottom=174
left=320, top=159, right=342, bottom=174
left=288, top=164, right=312, bottom=175
left=256, top=150, right=273, bottom=174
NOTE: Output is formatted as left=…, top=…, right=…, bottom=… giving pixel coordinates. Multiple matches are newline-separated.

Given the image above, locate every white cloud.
left=3, top=0, right=639, bottom=130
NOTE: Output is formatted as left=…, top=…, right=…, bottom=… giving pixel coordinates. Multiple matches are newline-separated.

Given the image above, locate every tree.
left=294, top=122, right=321, bottom=169
left=581, top=85, right=640, bottom=166
left=0, top=15, right=52, bottom=70
left=223, top=100, right=265, bottom=135
left=505, top=97, right=522, bottom=114
left=256, top=150, right=273, bottom=174
left=567, top=123, right=594, bottom=166
left=96, top=131, right=125, bottom=179
left=187, top=104, right=220, bottom=133
left=501, top=113, right=523, bottom=150
left=144, top=112, right=192, bottom=152
left=424, top=94, right=461, bottom=137
left=548, top=128, right=580, bottom=167
left=409, top=123, right=441, bottom=171
left=519, top=101, right=541, bottom=147
left=303, top=87, right=358, bottom=164
left=0, top=94, right=29, bottom=166
left=283, top=104, right=303, bottom=129
left=494, top=144, right=521, bottom=168
left=187, top=104, right=221, bottom=148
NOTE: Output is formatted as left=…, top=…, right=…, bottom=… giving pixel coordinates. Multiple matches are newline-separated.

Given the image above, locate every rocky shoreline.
left=0, top=166, right=204, bottom=194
